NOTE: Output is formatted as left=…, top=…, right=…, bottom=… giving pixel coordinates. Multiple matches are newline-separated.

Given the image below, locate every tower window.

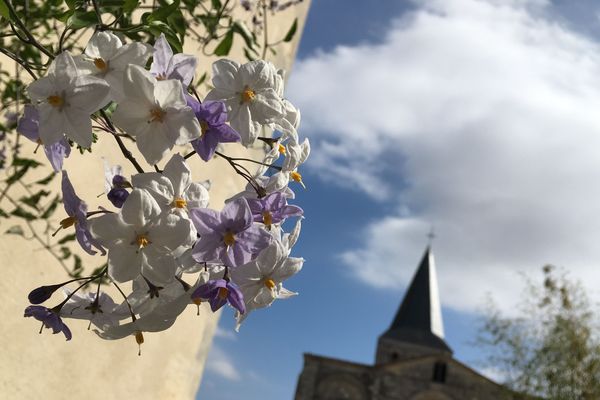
left=432, top=361, right=447, bottom=383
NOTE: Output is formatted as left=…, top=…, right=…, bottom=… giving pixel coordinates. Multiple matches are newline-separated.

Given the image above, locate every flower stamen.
left=240, top=86, right=256, bottom=103
left=149, top=107, right=166, bottom=123
left=223, top=231, right=236, bottom=247
left=135, top=234, right=151, bottom=249
left=47, top=95, right=64, bottom=108
left=200, top=120, right=209, bottom=136
left=262, top=211, right=273, bottom=228
left=264, top=278, right=276, bottom=289
left=218, top=287, right=229, bottom=299
left=59, top=216, right=77, bottom=229
left=93, top=58, right=108, bottom=72
left=173, top=197, right=187, bottom=209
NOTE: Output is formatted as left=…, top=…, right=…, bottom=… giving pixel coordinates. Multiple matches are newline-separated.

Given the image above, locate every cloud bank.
left=288, top=0, right=600, bottom=312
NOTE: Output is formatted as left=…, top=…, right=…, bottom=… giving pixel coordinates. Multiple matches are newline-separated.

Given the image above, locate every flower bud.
left=27, top=284, right=63, bottom=304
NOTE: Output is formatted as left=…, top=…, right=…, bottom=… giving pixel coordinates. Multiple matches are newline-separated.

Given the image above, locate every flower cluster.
left=21, top=31, right=308, bottom=351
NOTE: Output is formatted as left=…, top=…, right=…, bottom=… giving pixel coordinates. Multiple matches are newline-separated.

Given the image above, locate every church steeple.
left=375, top=246, right=452, bottom=364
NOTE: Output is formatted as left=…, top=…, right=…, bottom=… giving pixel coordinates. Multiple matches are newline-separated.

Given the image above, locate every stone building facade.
left=295, top=247, right=517, bottom=400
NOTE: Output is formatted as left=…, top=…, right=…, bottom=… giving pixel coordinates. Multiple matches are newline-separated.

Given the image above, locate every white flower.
left=75, top=31, right=152, bottom=102
left=94, top=274, right=208, bottom=339
left=89, top=189, right=194, bottom=285
left=112, top=65, right=201, bottom=164
left=131, top=154, right=209, bottom=215
left=60, top=290, right=122, bottom=329
left=269, top=69, right=300, bottom=141
left=231, top=238, right=303, bottom=329
left=205, top=59, right=285, bottom=146
left=27, top=51, right=110, bottom=148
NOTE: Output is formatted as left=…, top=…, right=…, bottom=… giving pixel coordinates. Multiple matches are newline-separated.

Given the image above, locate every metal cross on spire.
left=427, top=225, right=436, bottom=245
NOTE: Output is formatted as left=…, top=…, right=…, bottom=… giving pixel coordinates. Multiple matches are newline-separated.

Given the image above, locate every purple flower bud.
left=28, top=284, right=63, bottom=304
left=107, top=187, right=129, bottom=208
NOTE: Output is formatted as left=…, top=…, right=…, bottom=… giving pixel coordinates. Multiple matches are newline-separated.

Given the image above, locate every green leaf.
left=20, top=190, right=50, bottom=210
left=59, top=246, right=71, bottom=259
left=7, top=166, right=31, bottom=185
left=232, top=21, right=255, bottom=50
left=41, top=195, right=60, bottom=219
left=11, top=207, right=37, bottom=221
left=148, top=21, right=183, bottom=53
left=243, top=47, right=256, bottom=62
left=123, top=0, right=139, bottom=13
left=283, top=18, right=298, bottom=42
left=214, top=28, right=234, bottom=56
left=211, top=0, right=222, bottom=9
left=57, top=233, right=76, bottom=244
left=35, top=172, right=56, bottom=186
left=71, top=254, right=83, bottom=277
left=98, top=0, right=125, bottom=7
left=0, top=0, right=11, bottom=21
left=13, top=157, right=42, bottom=168
left=68, top=10, right=99, bottom=29
left=147, top=0, right=180, bottom=23
left=5, top=225, right=24, bottom=235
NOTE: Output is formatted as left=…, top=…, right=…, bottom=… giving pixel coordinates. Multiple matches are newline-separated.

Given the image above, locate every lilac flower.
left=107, top=176, right=130, bottom=208
left=24, top=305, right=72, bottom=341
left=190, top=198, right=271, bottom=267
left=61, top=171, right=106, bottom=256
left=150, top=33, right=197, bottom=87
left=103, top=161, right=130, bottom=208
left=191, top=278, right=245, bottom=313
left=17, top=105, right=71, bottom=171
left=187, top=95, right=241, bottom=161
left=246, top=192, right=303, bottom=228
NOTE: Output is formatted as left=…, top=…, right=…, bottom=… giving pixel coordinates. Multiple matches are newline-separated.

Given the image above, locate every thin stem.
left=90, top=0, right=103, bottom=25
left=5, top=0, right=55, bottom=59
left=0, top=47, right=38, bottom=80
left=98, top=110, right=144, bottom=173
left=261, top=0, right=269, bottom=59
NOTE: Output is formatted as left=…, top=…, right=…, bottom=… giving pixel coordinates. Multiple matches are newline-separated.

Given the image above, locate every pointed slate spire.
left=380, top=246, right=452, bottom=353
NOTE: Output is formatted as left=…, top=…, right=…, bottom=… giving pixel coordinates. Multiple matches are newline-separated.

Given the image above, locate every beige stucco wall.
left=0, top=1, right=310, bottom=399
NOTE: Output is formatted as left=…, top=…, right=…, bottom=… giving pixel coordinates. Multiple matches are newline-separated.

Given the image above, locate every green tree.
left=477, top=265, right=600, bottom=400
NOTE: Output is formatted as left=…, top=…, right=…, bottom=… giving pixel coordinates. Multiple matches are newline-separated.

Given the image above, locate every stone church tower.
left=294, top=246, right=517, bottom=400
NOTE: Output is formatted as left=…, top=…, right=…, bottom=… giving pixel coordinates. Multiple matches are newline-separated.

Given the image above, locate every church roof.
left=380, top=246, right=452, bottom=353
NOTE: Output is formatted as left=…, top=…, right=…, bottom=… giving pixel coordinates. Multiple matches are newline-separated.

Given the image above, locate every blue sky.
left=198, top=1, right=600, bottom=399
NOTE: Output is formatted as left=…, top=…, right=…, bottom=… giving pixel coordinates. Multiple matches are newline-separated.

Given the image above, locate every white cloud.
left=289, top=0, right=600, bottom=312
left=205, top=345, right=241, bottom=381
left=214, top=326, right=237, bottom=341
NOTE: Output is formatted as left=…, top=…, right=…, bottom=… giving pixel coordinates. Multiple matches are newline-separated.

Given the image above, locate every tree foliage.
left=477, top=265, right=600, bottom=400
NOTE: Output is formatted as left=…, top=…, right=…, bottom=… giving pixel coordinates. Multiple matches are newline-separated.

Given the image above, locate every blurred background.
left=199, top=0, right=600, bottom=399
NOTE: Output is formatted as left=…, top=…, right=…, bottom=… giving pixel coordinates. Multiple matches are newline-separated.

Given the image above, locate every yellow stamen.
left=262, top=211, right=273, bottom=227
left=200, top=120, right=209, bottom=136
left=136, top=234, right=150, bottom=248
left=278, top=144, right=286, bottom=155
left=290, top=171, right=302, bottom=183
left=93, top=58, right=108, bottom=72
left=223, top=231, right=236, bottom=247
left=218, top=287, right=229, bottom=299
left=193, top=297, right=202, bottom=315
left=135, top=331, right=144, bottom=356
left=173, top=197, right=187, bottom=209
left=264, top=278, right=276, bottom=289
left=59, top=216, right=77, bottom=229
left=240, top=87, right=256, bottom=103
left=47, top=95, right=64, bottom=108
left=149, top=107, right=166, bottom=123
